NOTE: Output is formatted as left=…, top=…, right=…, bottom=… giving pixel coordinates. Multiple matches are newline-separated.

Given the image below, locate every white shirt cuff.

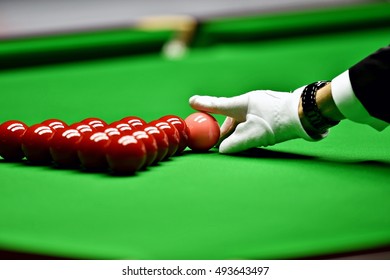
left=331, top=70, right=388, bottom=131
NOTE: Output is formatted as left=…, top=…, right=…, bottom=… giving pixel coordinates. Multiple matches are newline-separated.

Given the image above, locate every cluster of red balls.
left=0, top=113, right=220, bottom=175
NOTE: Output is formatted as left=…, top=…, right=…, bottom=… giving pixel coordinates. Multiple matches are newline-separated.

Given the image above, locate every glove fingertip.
left=189, top=95, right=200, bottom=104
left=218, top=139, right=236, bottom=154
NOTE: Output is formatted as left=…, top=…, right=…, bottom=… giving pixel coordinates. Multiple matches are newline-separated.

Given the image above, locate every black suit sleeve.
left=349, top=46, right=390, bottom=123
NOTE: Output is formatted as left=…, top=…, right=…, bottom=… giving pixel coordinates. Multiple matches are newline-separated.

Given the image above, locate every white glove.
left=189, top=89, right=326, bottom=154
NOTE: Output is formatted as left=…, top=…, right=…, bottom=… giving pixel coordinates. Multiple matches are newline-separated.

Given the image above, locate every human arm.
left=189, top=46, right=389, bottom=153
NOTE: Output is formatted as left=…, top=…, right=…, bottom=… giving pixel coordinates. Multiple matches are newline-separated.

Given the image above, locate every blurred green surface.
left=0, top=3, right=389, bottom=259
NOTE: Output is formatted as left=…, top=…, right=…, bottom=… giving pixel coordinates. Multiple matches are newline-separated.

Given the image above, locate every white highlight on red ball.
left=8, top=123, right=25, bottom=132
left=132, top=131, right=148, bottom=139
left=34, top=126, right=53, bottom=135
left=91, top=132, right=109, bottom=142
left=75, top=124, right=93, bottom=133
left=154, top=122, right=171, bottom=129
left=62, top=129, right=80, bottom=139
left=118, top=135, right=137, bottom=145
left=50, top=122, right=65, bottom=129
left=193, top=115, right=207, bottom=123
left=104, top=128, right=120, bottom=137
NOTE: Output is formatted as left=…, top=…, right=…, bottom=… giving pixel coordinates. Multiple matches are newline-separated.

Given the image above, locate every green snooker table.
left=0, top=3, right=390, bottom=260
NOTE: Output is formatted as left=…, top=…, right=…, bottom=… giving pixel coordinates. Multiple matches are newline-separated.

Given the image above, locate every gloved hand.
left=189, top=89, right=326, bottom=154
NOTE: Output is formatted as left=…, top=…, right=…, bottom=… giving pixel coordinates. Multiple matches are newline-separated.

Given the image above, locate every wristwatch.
left=301, top=81, right=340, bottom=134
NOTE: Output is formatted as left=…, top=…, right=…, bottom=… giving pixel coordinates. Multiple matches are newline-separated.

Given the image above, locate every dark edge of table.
left=1, top=245, right=390, bottom=260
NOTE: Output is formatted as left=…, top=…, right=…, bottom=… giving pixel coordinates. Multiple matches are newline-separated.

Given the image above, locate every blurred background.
left=0, top=0, right=382, bottom=38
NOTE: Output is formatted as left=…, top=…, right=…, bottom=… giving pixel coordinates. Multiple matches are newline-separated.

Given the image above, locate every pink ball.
left=184, top=112, right=220, bottom=152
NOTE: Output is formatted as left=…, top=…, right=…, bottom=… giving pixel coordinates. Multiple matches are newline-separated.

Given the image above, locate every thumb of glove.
left=219, top=114, right=275, bottom=153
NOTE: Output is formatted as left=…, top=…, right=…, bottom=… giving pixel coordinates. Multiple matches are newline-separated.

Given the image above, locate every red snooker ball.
left=184, top=112, right=220, bottom=152
left=0, top=120, right=28, bottom=161
left=21, top=124, right=55, bottom=164
left=120, top=116, right=147, bottom=129
left=105, top=135, right=146, bottom=174
left=78, top=132, right=111, bottom=171
left=143, top=125, right=169, bottom=162
left=49, top=128, right=82, bottom=167
left=159, top=115, right=189, bottom=154
left=131, top=130, right=158, bottom=168
left=149, top=120, right=179, bottom=158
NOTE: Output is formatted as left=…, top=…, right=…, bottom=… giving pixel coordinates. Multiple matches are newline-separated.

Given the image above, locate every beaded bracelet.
left=301, top=81, right=340, bottom=134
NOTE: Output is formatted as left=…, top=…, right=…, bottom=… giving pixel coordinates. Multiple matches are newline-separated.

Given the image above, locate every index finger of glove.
left=189, top=95, right=248, bottom=118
